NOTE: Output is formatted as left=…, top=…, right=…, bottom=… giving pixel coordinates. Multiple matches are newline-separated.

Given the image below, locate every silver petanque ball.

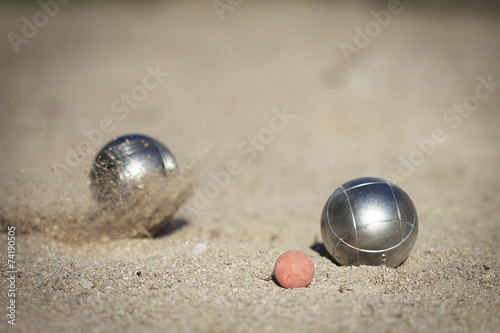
left=320, top=177, right=418, bottom=267
left=89, top=134, right=177, bottom=207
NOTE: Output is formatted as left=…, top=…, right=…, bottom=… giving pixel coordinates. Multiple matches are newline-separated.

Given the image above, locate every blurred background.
left=0, top=2, right=499, bottom=332
left=0, top=0, right=499, bottom=246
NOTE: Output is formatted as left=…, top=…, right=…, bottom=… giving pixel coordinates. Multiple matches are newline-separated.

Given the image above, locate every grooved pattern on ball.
left=321, top=177, right=418, bottom=267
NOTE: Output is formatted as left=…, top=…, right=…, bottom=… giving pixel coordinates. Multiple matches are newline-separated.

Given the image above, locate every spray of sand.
left=0, top=169, right=196, bottom=243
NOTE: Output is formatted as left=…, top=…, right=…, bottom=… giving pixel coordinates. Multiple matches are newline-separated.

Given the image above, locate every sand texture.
left=0, top=1, right=499, bottom=332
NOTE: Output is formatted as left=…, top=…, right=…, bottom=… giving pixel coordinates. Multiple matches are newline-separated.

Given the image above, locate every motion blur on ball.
left=90, top=134, right=177, bottom=208
left=85, top=134, right=193, bottom=239
left=320, top=177, right=418, bottom=268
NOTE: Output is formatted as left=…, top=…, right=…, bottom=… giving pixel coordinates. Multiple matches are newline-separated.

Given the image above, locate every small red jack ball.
left=274, top=250, right=314, bottom=289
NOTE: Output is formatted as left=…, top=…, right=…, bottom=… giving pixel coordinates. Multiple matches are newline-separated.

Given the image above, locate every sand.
left=0, top=1, right=499, bottom=332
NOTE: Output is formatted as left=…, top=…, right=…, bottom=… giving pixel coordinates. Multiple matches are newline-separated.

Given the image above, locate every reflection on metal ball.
left=89, top=134, right=176, bottom=207
left=320, top=177, right=418, bottom=267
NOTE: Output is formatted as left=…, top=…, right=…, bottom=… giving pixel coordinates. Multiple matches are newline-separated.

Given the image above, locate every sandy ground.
left=1, top=1, right=499, bottom=332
